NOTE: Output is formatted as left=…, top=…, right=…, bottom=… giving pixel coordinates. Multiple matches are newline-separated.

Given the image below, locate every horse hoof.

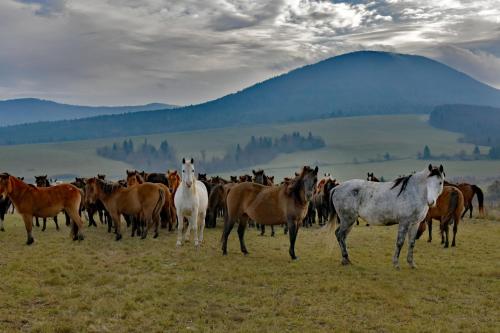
left=427, top=239, right=432, bottom=243
left=176, top=241, right=182, bottom=247
left=342, top=258, right=352, bottom=266
left=222, top=251, right=228, bottom=256
left=153, top=233, right=159, bottom=239
left=365, top=224, right=370, bottom=227
left=393, top=264, right=400, bottom=270
left=26, top=238, right=34, bottom=245
left=115, top=234, right=122, bottom=241
left=444, top=244, right=449, bottom=248
left=452, top=243, right=456, bottom=247
left=409, top=263, right=417, bottom=269
left=291, top=256, right=299, bottom=261
left=0, top=228, right=4, bottom=232
left=78, top=234, right=84, bottom=241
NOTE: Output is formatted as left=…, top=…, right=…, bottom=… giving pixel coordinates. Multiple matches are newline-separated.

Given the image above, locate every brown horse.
left=0, top=173, right=84, bottom=244
left=34, top=175, right=60, bottom=231
left=223, top=166, right=318, bottom=260
left=367, top=172, right=380, bottom=182
left=445, top=181, right=484, bottom=218
left=252, top=169, right=276, bottom=236
left=416, top=186, right=464, bottom=247
left=126, top=170, right=176, bottom=231
left=206, top=183, right=235, bottom=228
left=85, top=177, right=165, bottom=240
left=167, top=170, right=181, bottom=195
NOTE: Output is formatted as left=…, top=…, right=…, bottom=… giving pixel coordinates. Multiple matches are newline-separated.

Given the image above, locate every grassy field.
left=0, top=114, right=499, bottom=183
left=0, top=214, right=498, bottom=332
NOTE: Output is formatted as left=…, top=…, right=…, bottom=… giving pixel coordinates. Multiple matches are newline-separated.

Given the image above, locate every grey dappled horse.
left=330, top=164, right=445, bottom=269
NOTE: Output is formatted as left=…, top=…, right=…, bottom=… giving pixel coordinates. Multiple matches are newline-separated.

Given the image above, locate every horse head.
left=252, top=169, right=266, bottom=185
left=426, top=164, right=445, bottom=207
left=182, top=158, right=196, bottom=188
left=84, top=177, right=99, bottom=204
left=0, top=173, right=12, bottom=198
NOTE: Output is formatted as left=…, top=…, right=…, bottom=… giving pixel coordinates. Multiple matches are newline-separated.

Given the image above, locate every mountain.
left=0, top=98, right=176, bottom=126
left=1, top=51, right=500, bottom=145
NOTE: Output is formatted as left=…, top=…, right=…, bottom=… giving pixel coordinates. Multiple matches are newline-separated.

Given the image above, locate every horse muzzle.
left=185, top=181, right=193, bottom=188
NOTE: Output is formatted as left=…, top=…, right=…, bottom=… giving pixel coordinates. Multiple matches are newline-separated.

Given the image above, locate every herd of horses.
left=0, top=160, right=486, bottom=268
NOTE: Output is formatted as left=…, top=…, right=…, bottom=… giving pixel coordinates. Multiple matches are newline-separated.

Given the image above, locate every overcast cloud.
left=0, top=0, right=499, bottom=106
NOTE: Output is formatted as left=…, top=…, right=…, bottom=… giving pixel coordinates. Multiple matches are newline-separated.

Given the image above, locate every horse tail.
left=471, top=185, right=485, bottom=217
left=153, top=188, right=165, bottom=221
left=445, top=189, right=459, bottom=225
left=326, top=187, right=338, bottom=229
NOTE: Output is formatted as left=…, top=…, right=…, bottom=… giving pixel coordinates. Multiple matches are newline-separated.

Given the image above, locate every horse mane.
left=96, top=178, right=122, bottom=194
left=391, top=174, right=412, bottom=197
left=285, top=166, right=314, bottom=202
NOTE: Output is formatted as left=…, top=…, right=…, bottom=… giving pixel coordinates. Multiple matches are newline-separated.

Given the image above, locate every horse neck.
left=6, top=177, right=30, bottom=206
left=285, top=176, right=307, bottom=205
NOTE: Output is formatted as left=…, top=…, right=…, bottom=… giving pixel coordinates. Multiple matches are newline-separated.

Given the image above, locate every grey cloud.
left=15, top=0, right=66, bottom=16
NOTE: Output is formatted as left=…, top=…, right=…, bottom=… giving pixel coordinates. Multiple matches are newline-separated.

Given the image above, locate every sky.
left=0, top=0, right=499, bottom=106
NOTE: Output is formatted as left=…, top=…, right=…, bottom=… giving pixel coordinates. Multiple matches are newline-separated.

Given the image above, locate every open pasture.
left=0, top=115, right=499, bottom=182
left=0, top=215, right=498, bottom=332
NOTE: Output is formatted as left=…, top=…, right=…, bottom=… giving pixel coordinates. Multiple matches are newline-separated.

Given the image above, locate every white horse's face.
left=426, top=164, right=444, bottom=207
left=181, top=158, right=195, bottom=188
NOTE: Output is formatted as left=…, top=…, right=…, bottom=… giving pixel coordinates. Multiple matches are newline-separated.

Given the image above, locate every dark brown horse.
left=0, top=173, right=84, bottom=244
left=416, top=186, right=464, bottom=247
left=252, top=169, right=276, bottom=236
left=34, top=175, right=60, bottom=231
left=206, top=183, right=235, bottom=228
left=367, top=173, right=380, bottom=182
left=312, top=178, right=338, bottom=226
left=0, top=195, right=11, bottom=231
left=85, top=177, right=165, bottom=240
left=239, top=174, right=252, bottom=182
left=445, top=181, right=484, bottom=218
left=223, top=166, right=318, bottom=260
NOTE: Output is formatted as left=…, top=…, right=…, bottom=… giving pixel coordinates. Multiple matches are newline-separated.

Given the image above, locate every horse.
left=329, top=164, right=445, bottom=269
left=0, top=173, right=84, bottom=244
left=252, top=169, right=277, bottom=236
left=85, top=177, right=165, bottom=240
left=312, top=178, right=337, bottom=226
left=444, top=181, right=484, bottom=218
left=416, top=186, right=464, bottom=248
left=174, top=158, right=208, bottom=247
left=230, top=176, right=239, bottom=183
left=144, top=172, right=169, bottom=186
left=0, top=195, right=11, bottom=232
left=126, top=170, right=176, bottom=232
left=34, top=175, right=60, bottom=231
left=367, top=172, right=380, bottom=182
left=223, top=166, right=318, bottom=260
left=206, top=183, right=235, bottom=228
left=167, top=170, right=181, bottom=195
left=239, top=174, right=252, bottom=182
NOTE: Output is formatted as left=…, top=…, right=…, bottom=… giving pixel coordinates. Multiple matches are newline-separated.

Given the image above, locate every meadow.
left=0, top=114, right=499, bottom=183
left=0, top=214, right=498, bottom=332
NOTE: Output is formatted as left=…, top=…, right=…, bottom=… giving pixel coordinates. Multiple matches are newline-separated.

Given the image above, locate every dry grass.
left=0, top=215, right=499, bottom=332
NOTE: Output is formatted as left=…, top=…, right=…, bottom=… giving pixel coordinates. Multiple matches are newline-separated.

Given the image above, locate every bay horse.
left=329, top=164, right=445, bottom=269
left=444, top=181, right=484, bottom=218
left=252, top=169, right=276, bottom=236
left=312, top=178, right=337, bottom=226
left=416, top=186, right=464, bottom=247
left=85, top=177, right=165, bottom=240
left=174, top=158, right=208, bottom=247
left=206, top=183, right=235, bottom=228
left=0, top=173, right=84, bottom=244
left=223, top=166, right=318, bottom=260
left=34, top=175, right=60, bottom=231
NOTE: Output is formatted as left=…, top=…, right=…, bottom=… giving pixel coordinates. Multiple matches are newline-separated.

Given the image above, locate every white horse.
left=330, top=164, right=445, bottom=269
left=174, top=158, right=208, bottom=247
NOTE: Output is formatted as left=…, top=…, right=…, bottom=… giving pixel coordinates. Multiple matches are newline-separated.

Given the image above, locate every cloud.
left=0, top=0, right=499, bottom=106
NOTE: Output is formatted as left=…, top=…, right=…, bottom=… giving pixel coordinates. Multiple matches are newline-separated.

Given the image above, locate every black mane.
left=96, top=178, right=122, bottom=194
left=391, top=174, right=412, bottom=196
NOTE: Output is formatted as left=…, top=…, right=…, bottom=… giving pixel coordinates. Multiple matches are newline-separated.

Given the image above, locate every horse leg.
left=451, top=216, right=458, bottom=247
left=469, top=204, right=473, bottom=219
left=406, top=222, right=420, bottom=269
left=98, top=209, right=104, bottom=224
left=237, top=219, right=249, bottom=255
left=176, top=213, right=185, bottom=246
left=427, top=219, right=432, bottom=242
left=65, top=211, right=72, bottom=227
left=111, top=213, right=121, bottom=241
left=42, top=217, right=47, bottom=232
left=335, top=213, right=356, bottom=265
left=0, top=215, right=4, bottom=232
left=287, top=220, right=300, bottom=260
left=191, top=209, right=200, bottom=247
left=54, top=215, right=59, bottom=231
left=393, top=222, right=410, bottom=269
left=461, top=204, right=470, bottom=219
left=35, top=217, right=40, bottom=228
left=259, top=224, right=265, bottom=236
left=22, top=214, right=35, bottom=245
left=66, top=208, right=85, bottom=241
left=284, top=223, right=288, bottom=235
left=443, top=223, right=449, bottom=248
left=271, top=225, right=275, bottom=237
left=222, top=214, right=237, bottom=256
left=198, top=211, right=206, bottom=245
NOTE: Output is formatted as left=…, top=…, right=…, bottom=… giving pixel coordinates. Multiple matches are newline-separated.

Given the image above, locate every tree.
left=423, top=145, right=431, bottom=159
left=473, top=145, right=480, bottom=156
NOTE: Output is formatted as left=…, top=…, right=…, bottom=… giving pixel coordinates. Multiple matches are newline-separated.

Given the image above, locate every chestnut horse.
left=167, top=170, right=181, bottom=195
left=85, top=177, right=165, bottom=240
left=445, top=181, right=484, bottom=218
left=126, top=170, right=176, bottom=231
left=0, top=173, right=84, bottom=244
left=416, top=186, right=464, bottom=247
left=223, top=166, right=318, bottom=260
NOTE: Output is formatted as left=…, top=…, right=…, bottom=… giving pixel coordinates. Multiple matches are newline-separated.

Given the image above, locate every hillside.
left=1, top=51, right=500, bottom=144
left=0, top=98, right=176, bottom=126
left=429, top=104, right=500, bottom=146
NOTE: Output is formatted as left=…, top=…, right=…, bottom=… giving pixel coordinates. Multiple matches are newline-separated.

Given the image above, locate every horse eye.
left=182, top=170, right=185, bottom=173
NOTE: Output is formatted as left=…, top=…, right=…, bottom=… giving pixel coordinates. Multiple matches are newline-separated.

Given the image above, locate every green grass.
left=0, top=114, right=499, bottom=182
left=0, top=215, right=498, bottom=332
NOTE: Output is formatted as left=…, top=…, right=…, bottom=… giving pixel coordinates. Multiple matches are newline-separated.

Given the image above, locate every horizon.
left=1, top=0, right=499, bottom=106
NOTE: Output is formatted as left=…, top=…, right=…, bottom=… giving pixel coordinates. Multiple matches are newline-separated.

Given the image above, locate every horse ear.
left=182, top=158, right=186, bottom=164
left=428, top=164, right=432, bottom=172
left=190, top=157, right=194, bottom=164
left=439, top=164, right=444, bottom=173
left=314, top=166, right=318, bottom=174
left=173, top=170, right=177, bottom=175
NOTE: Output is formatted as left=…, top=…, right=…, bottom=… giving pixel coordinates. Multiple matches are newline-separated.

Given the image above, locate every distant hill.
left=0, top=98, right=176, bottom=126
left=1, top=51, right=500, bottom=145
left=429, top=104, right=500, bottom=146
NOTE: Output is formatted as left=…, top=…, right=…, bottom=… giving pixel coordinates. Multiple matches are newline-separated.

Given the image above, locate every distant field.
left=0, top=114, right=498, bottom=182
left=0, top=215, right=498, bottom=332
